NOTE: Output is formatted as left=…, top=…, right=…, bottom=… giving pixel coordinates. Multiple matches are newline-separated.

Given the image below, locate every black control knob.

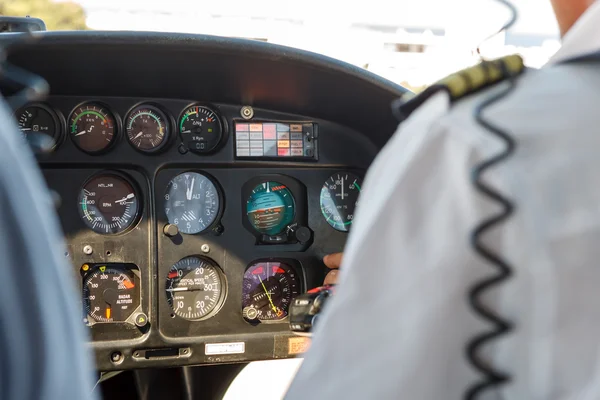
left=294, top=226, right=311, bottom=244
left=242, top=306, right=258, bottom=321
left=163, top=223, right=179, bottom=237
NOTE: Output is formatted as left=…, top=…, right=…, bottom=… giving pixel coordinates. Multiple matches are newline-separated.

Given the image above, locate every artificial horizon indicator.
left=246, top=181, right=295, bottom=236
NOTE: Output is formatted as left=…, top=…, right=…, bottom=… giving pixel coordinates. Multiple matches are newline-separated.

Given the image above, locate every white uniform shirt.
left=286, top=2, right=600, bottom=399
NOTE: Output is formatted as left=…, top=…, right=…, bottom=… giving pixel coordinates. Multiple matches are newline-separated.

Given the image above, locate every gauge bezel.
left=81, top=263, right=143, bottom=326
left=320, top=172, right=363, bottom=233
left=163, top=171, right=225, bottom=235
left=165, top=255, right=228, bottom=322
left=14, top=102, right=65, bottom=152
left=77, top=171, right=143, bottom=236
left=241, top=258, right=303, bottom=324
left=177, top=103, right=225, bottom=155
left=68, top=101, right=121, bottom=155
left=124, top=103, right=172, bottom=154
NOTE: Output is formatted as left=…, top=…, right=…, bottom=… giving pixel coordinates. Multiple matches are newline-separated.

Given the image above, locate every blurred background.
left=0, top=0, right=561, bottom=91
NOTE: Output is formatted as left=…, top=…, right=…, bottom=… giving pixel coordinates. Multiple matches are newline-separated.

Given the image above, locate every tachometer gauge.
left=125, top=105, right=170, bottom=153
left=246, top=181, right=295, bottom=235
left=78, top=173, right=140, bottom=234
left=69, top=103, right=117, bottom=154
left=242, top=261, right=301, bottom=322
left=15, top=104, right=62, bottom=150
left=164, top=172, right=221, bottom=234
left=179, top=105, right=223, bottom=154
left=166, top=256, right=226, bottom=321
left=320, top=172, right=362, bottom=232
left=83, top=266, right=140, bottom=323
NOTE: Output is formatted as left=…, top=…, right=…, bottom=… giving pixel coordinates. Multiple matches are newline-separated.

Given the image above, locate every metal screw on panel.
left=201, top=244, right=210, bottom=254
left=240, top=106, right=254, bottom=120
left=83, top=245, right=93, bottom=255
left=110, top=351, right=122, bottom=363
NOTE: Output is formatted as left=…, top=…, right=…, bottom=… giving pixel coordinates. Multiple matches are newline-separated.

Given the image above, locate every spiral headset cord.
left=465, top=1, right=519, bottom=398
left=391, top=1, right=521, bottom=398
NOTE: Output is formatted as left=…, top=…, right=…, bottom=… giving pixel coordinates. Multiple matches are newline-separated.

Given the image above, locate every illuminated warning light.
left=81, top=264, right=90, bottom=271
left=99, top=266, right=106, bottom=273
left=252, top=266, right=265, bottom=275
left=168, top=271, right=178, bottom=279
left=123, top=280, right=135, bottom=289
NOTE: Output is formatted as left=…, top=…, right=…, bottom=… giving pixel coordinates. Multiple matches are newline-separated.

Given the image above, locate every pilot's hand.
left=323, top=253, right=343, bottom=285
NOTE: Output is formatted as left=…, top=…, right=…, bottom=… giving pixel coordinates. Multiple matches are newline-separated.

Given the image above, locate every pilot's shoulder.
left=394, top=55, right=526, bottom=124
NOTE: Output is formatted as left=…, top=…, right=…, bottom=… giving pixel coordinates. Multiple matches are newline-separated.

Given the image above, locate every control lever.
left=289, top=285, right=335, bottom=336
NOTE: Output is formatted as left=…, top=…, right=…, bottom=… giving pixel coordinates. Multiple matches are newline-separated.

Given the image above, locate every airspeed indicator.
left=320, top=172, right=362, bottom=232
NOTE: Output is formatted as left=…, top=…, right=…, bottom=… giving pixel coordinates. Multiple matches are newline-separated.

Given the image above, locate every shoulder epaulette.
left=393, top=55, right=525, bottom=122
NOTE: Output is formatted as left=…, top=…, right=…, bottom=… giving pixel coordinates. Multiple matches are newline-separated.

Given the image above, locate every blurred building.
left=74, top=0, right=561, bottom=90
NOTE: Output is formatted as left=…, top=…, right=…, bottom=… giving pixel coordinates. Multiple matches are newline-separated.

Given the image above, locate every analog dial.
left=166, top=256, right=226, bottom=321
left=83, top=266, right=140, bottom=323
left=78, top=173, right=140, bottom=234
left=242, top=261, right=300, bottom=322
left=69, top=103, right=117, bottom=153
left=320, top=172, right=362, bottom=232
left=164, top=172, right=221, bottom=234
left=126, top=105, right=170, bottom=153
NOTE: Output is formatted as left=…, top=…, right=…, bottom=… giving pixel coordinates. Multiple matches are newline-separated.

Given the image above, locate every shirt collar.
left=547, top=1, right=600, bottom=66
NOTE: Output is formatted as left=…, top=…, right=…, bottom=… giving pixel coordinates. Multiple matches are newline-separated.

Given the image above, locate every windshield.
left=1, top=0, right=559, bottom=91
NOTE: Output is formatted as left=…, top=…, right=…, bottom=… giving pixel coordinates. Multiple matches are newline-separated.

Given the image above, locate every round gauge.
left=179, top=105, right=223, bottom=154
left=125, top=105, right=170, bottom=153
left=69, top=103, right=117, bottom=154
left=15, top=104, right=61, bottom=150
left=166, top=256, right=226, bottom=321
left=164, top=172, right=221, bottom=234
left=242, top=261, right=301, bottom=322
left=246, top=181, right=295, bottom=235
left=320, top=172, right=362, bottom=232
left=83, top=267, right=140, bottom=323
left=78, top=173, right=140, bottom=234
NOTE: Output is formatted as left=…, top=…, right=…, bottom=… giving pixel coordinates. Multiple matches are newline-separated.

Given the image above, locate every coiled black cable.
left=465, top=1, right=519, bottom=398
left=465, top=59, right=518, bottom=399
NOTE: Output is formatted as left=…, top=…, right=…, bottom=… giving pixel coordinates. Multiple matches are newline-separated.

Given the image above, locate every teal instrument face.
left=320, top=172, right=362, bottom=232
left=246, top=181, right=295, bottom=235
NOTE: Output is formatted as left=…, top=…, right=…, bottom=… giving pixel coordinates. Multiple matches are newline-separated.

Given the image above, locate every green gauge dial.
left=126, top=105, right=170, bottom=153
left=320, top=172, right=362, bottom=232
